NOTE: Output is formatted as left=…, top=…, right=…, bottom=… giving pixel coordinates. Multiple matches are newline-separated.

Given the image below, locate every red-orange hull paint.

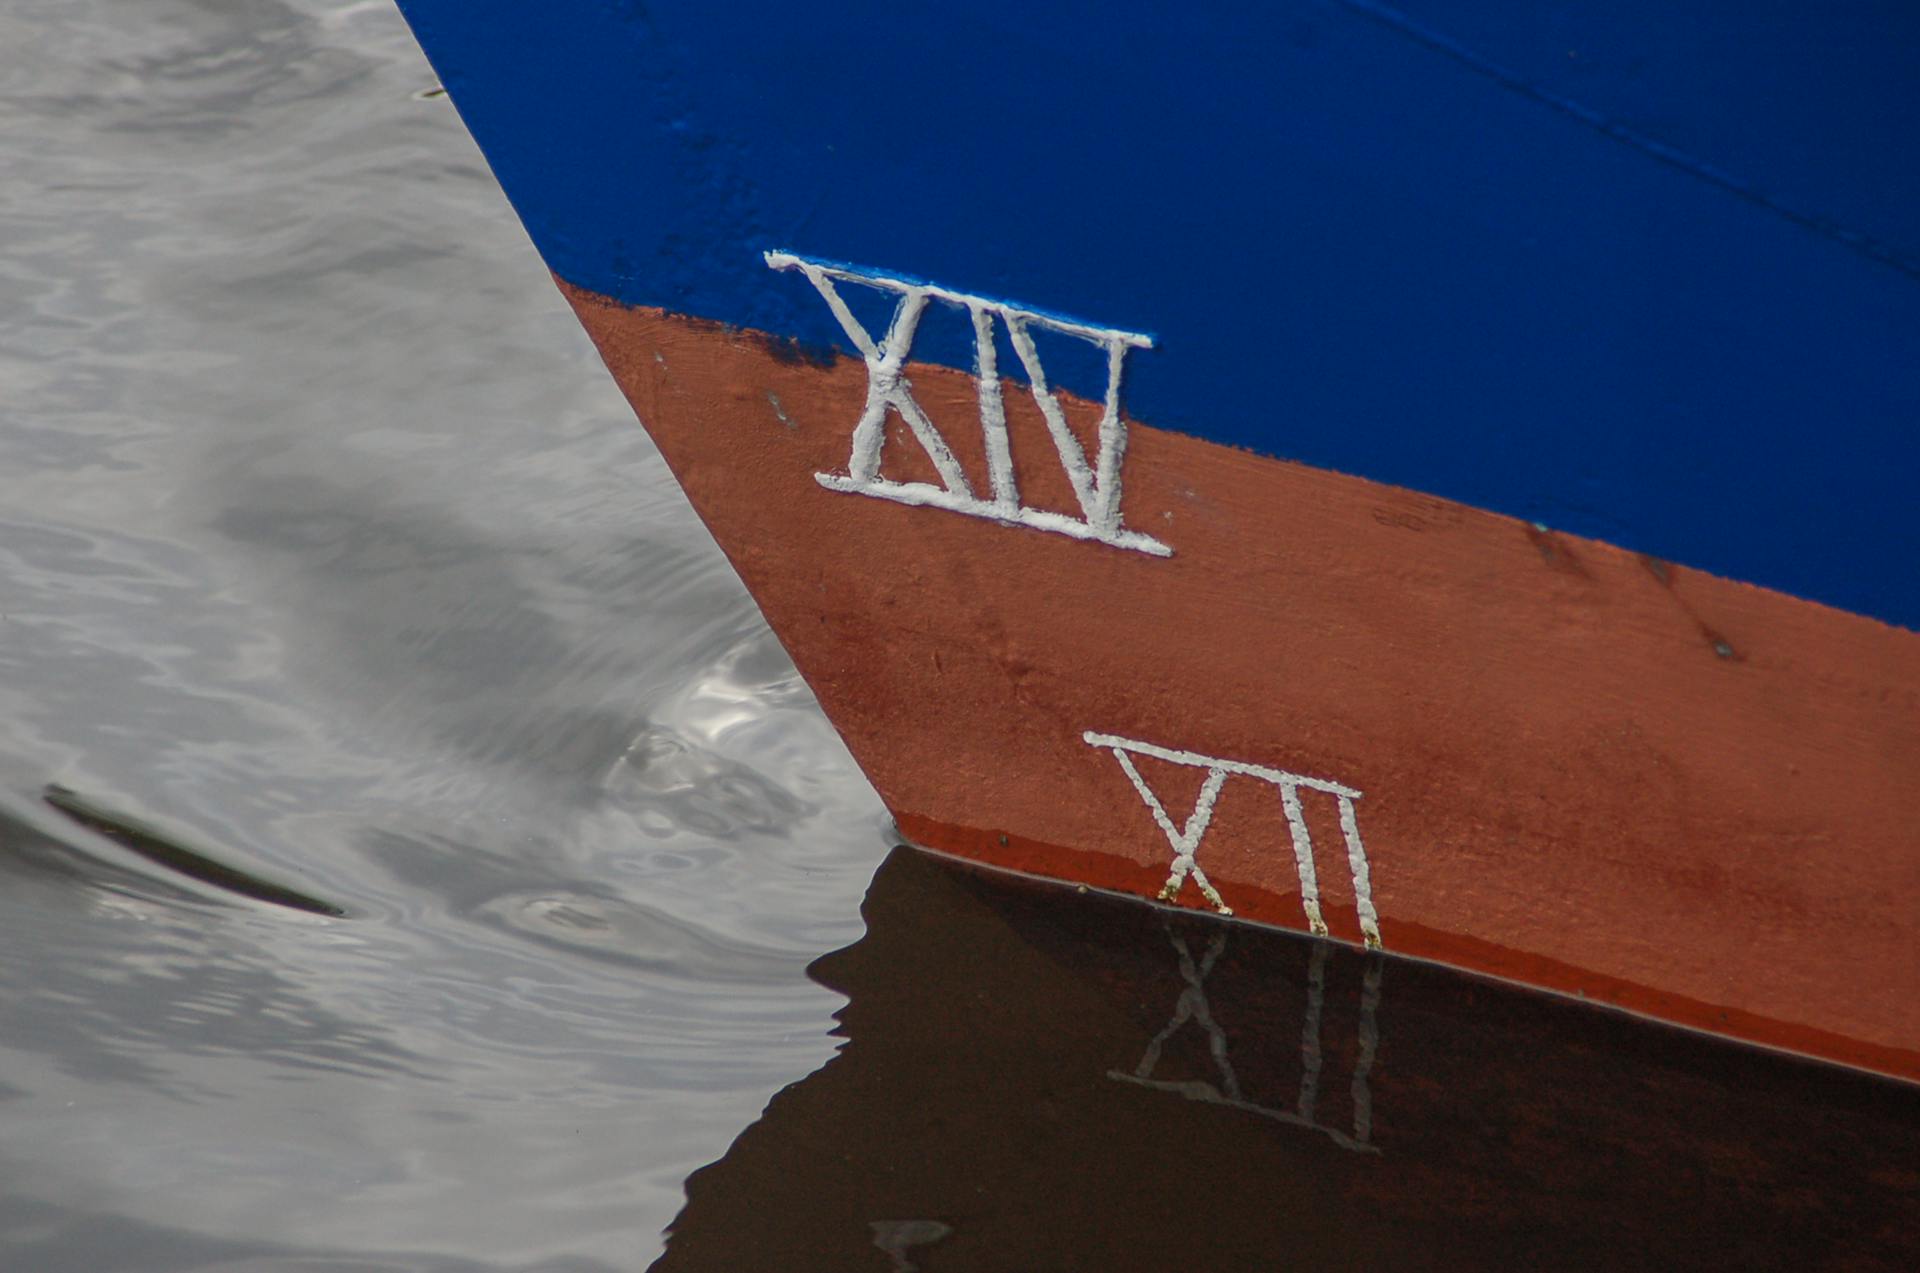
left=563, top=283, right=1920, bottom=1083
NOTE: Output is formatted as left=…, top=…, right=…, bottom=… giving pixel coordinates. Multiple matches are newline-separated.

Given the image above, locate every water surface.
left=2, top=2, right=888, bottom=1266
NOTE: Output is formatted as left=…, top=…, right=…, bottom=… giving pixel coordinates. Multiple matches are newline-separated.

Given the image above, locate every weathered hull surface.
left=567, top=286, right=1920, bottom=1081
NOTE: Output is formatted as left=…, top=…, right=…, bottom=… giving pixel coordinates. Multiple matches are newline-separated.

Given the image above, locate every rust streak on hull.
left=561, top=280, right=1920, bottom=1082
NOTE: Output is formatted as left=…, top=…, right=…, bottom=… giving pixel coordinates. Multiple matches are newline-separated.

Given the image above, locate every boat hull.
left=566, top=284, right=1920, bottom=1082
left=393, top=0, right=1920, bottom=630
left=385, top=0, right=1920, bottom=1081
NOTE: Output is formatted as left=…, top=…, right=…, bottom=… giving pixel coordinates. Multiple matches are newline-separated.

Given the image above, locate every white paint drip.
left=1339, top=795, right=1383, bottom=949
left=1279, top=781, right=1330, bottom=938
left=1085, top=730, right=1381, bottom=948
left=969, top=302, right=1017, bottom=513
left=766, top=251, right=1169, bottom=555
left=1112, top=747, right=1232, bottom=914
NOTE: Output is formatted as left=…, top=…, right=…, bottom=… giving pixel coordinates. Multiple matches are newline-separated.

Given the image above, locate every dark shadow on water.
left=0, top=800, right=205, bottom=910
left=653, top=844, right=1920, bottom=1271
left=0, top=805, right=425, bottom=1097
left=44, top=784, right=347, bottom=917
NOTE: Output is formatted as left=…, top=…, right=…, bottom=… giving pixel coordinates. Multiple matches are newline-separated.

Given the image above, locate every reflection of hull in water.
left=653, top=846, right=1920, bottom=1272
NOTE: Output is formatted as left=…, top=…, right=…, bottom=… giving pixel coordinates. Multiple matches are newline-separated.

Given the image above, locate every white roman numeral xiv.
left=766, top=252, right=1170, bottom=556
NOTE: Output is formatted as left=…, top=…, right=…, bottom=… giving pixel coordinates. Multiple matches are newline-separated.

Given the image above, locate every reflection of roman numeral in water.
left=1086, top=731, right=1383, bottom=949
left=764, top=252, right=1170, bottom=556
left=1110, top=929, right=1384, bottom=1154
left=867, top=1220, right=952, bottom=1273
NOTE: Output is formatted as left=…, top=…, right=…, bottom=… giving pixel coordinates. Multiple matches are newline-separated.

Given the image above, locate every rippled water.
left=1, top=2, right=889, bottom=1266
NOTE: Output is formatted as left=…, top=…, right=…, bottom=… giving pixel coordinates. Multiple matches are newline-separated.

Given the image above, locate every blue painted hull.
left=394, top=0, right=1920, bottom=629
